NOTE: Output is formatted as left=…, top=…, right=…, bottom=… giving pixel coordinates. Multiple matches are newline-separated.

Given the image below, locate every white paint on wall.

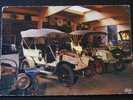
left=81, top=11, right=105, bottom=22
left=117, top=24, right=130, bottom=32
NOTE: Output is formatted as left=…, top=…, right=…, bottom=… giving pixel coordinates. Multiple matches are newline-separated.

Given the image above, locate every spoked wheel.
left=114, top=62, right=126, bottom=72
left=95, top=60, right=104, bottom=74
left=15, top=73, right=31, bottom=90
left=57, top=63, right=75, bottom=87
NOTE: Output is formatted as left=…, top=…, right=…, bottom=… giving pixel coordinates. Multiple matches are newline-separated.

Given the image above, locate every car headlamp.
left=16, top=73, right=31, bottom=90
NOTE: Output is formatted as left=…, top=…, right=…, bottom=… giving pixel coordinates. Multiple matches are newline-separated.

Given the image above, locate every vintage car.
left=0, top=59, right=42, bottom=96
left=81, top=31, right=128, bottom=74
left=1, top=43, right=19, bottom=67
left=19, top=28, right=95, bottom=86
left=116, top=30, right=132, bottom=62
left=0, top=43, right=30, bottom=95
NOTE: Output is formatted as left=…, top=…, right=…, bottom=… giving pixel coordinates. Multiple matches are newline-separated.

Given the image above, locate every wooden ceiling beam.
left=3, top=7, right=39, bottom=16
left=80, top=8, right=129, bottom=23
left=37, top=6, right=70, bottom=28
left=37, top=7, right=48, bottom=28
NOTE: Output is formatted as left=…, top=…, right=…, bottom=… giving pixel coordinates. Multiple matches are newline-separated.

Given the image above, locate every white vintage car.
left=20, top=28, right=94, bottom=86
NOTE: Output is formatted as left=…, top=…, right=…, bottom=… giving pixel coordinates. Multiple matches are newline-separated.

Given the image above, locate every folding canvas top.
left=69, top=30, right=88, bottom=35
left=21, top=28, right=65, bottom=38
left=69, top=30, right=107, bottom=35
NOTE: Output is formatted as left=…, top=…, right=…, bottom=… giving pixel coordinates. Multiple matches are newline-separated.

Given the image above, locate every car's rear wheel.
left=57, top=63, right=75, bottom=86
left=114, top=62, right=126, bottom=72
left=84, top=61, right=95, bottom=77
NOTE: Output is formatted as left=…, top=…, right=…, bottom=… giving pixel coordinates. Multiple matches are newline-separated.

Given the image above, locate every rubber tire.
left=84, top=68, right=92, bottom=77
left=111, top=48, right=124, bottom=59
left=113, top=62, right=126, bottom=72
left=57, top=63, right=75, bottom=87
left=95, top=60, right=104, bottom=74
left=84, top=61, right=95, bottom=77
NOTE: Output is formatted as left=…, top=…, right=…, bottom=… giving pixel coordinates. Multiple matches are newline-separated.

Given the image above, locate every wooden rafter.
left=37, top=7, right=48, bottom=28
left=3, top=7, right=39, bottom=16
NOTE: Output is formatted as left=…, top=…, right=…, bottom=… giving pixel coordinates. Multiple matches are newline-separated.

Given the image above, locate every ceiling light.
left=65, top=6, right=91, bottom=15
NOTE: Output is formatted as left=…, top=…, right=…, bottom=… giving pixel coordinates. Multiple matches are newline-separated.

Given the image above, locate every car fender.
left=55, top=61, right=75, bottom=74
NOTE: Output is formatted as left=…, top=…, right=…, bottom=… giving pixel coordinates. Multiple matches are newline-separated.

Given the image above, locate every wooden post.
left=37, top=7, right=48, bottom=29
left=71, top=17, right=78, bottom=31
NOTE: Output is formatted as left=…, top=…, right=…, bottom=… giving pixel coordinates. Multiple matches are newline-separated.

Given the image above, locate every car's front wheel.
left=57, top=63, right=75, bottom=86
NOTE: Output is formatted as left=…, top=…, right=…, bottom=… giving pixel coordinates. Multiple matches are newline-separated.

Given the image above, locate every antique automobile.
left=81, top=31, right=127, bottom=74
left=0, top=59, right=43, bottom=96
left=1, top=44, right=47, bottom=96
left=19, top=28, right=95, bottom=86
left=116, top=30, right=132, bottom=62
left=1, top=43, right=19, bottom=67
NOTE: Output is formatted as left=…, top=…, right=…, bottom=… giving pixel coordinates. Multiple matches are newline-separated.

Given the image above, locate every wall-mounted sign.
left=119, top=30, right=130, bottom=41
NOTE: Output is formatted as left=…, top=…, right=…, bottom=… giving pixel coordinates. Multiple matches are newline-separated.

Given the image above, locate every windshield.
left=22, top=37, right=45, bottom=49
left=22, top=37, right=71, bottom=51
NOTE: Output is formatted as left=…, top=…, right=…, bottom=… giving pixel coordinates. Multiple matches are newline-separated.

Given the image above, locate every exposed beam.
left=37, top=7, right=48, bottom=28
left=80, top=5, right=129, bottom=23
left=3, top=7, right=39, bottom=16
left=80, top=8, right=129, bottom=23
left=37, top=6, right=70, bottom=28
left=71, top=17, right=78, bottom=31
left=87, top=5, right=129, bottom=13
left=89, top=18, right=129, bottom=28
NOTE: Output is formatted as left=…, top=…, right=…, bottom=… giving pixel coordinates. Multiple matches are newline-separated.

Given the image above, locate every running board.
left=37, top=69, right=53, bottom=75
left=36, top=69, right=58, bottom=80
left=46, top=75, right=58, bottom=80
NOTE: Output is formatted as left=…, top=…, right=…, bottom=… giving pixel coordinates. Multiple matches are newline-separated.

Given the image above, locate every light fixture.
left=16, top=73, right=31, bottom=90
left=65, top=6, right=91, bottom=15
